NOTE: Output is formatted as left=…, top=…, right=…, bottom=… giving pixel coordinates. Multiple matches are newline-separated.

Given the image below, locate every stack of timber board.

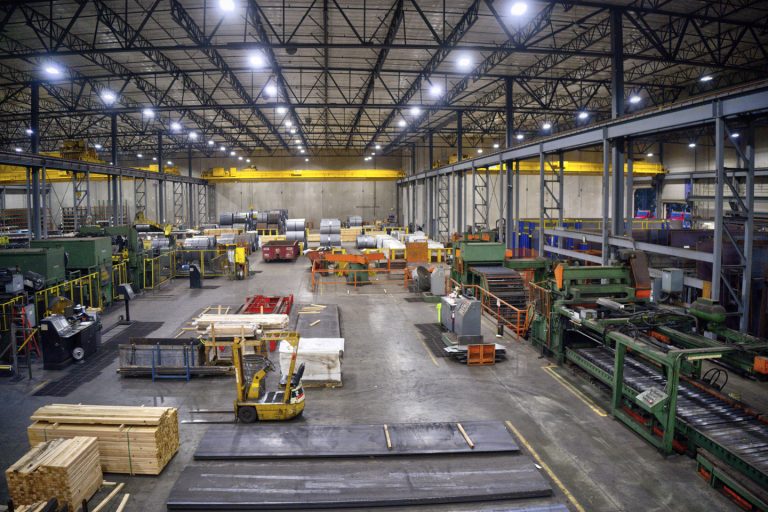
left=14, top=501, right=57, bottom=512
left=340, top=227, right=362, bottom=242
left=193, top=313, right=289, bottom=338
left=27, top=404, right=179, bottom=475
left=6, top=437, right=102, bottom=511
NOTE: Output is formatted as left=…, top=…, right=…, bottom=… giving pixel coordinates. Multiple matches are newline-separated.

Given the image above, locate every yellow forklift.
left=232, top=331, right=305, bottom=422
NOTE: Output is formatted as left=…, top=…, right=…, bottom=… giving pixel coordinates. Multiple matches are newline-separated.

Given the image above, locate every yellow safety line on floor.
left=418, top=337, right=440, bottom=367
left=504, top=420, right=587, bottom=512
left=542, top=366, right=608, bottom=417
left=29, top=380, right=49, bottom=395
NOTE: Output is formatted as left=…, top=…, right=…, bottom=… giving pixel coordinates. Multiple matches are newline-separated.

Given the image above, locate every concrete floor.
left=0, top=253, right=749, bottom=512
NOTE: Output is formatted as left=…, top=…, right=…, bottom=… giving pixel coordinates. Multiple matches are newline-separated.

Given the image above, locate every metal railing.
left=310, top=259, right=405, bottom=290
left=449, top=278, right=531, bottom=338
left=143, top=250, right=176, bottom=289
left=111, top=260, right=129, bottom=300
left=34, top=272, right=102, bottom=317
left=174, top=248, right=230, bottom=277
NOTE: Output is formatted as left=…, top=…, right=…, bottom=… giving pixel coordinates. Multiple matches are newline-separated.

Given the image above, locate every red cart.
left=262, top=240, right=300, bottom=262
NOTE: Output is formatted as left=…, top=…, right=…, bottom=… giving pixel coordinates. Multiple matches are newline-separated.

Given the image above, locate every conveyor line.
left=571, top=346, right=768, bottom=487
left=470, top=266, right=528, bottom=319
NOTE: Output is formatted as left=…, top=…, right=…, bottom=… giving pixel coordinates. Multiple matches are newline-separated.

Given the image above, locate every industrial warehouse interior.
left=0, top=0, right=767, bottom=511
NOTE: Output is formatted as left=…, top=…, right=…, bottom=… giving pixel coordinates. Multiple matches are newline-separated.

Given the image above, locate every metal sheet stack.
left=285, top=218, right=306, bottom=244
left=27, top=404, right=180, bottom=476
left=356, top=234, right=377, bottom=249
left=320, top=218, right=342, bottom=247
left=6, top=437, right=102, bottom=511
left=183, top=236, right=216, bottom=250
left=347, top=215, right=363, bottom=227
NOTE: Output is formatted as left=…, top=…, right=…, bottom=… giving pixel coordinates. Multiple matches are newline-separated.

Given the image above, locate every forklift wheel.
left=237, top=406, right=258, bottom=423
left=72, top=347, right=85, bottom=361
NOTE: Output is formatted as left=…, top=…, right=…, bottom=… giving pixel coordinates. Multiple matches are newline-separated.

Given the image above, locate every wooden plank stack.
left=14, top=501, right=57, bottom=512
left=340, top=227, right=362, bottom=242
left=6, top=437, right=102, bottom=511
left=27, top=404, right=179, bottom=476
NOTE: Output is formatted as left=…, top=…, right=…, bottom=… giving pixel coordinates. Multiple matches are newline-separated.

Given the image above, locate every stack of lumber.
left=203, top=228, right=243, bottom=236
left=14, top=501, right=57, bottom=512
left=6, top=437, right=102, bottom=511
left=340, top=227, right=362, bottom=242
left=194, top=313, right=289, bottom=338
left=306, top=231, right=321, bottom=244
left=259, top=234, right=287, bottom=245
left=28, top=404, right=179, bottom=476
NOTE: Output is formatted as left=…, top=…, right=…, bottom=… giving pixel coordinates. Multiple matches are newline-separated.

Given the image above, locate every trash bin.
left=189, top=263, right=202, bottom=289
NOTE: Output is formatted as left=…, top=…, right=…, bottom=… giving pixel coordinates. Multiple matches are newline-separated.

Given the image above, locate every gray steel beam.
left=741, top=122, right=755, bottom=330
left=610, top=8, right=624, bottom=119
left=428, top=132, right=434, bottom=171
left=712, top=116, right=725, bottom=302
left=457, top=111, right=463, bottom=162
left=398, top=81, right=768, bottom=184
left=602, top=137, right=610, bottom=265
left=625, top=144, right=633, bottom=232
left=457, top=171, right=463, bottom=232
left=611, top=140, right=625, bottom=237
left=544, top=228, right=714, bottom=262
left=538, top=150, right=545, bottom=255
left=505, top=78, right=514, bottom=148
left=111, top=112, right=119, bottom=226
left=514, top=160, right=520, bottom=251
left=544, top=245, right=604, bottom=264
left=188, top=144, right=194, bottom=228
left=30, top=80, right=40, bottom=240
left=505, top=159, right=513, bottom=249
left=158, top=132, right=165, bottom=223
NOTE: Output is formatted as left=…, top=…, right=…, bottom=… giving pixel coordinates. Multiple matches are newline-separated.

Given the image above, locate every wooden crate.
left=6, top=437, right=102, bottom=511
left=27, top=404, right=179, bottom=475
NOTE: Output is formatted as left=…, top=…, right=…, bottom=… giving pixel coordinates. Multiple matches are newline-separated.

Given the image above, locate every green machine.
left=527, top=257, right=768, bottom=510
left=30, top=237, right=113, bottom=305
left=0, top=247, right=66, bottom=286
left=78, top=225, right=147, bottom=291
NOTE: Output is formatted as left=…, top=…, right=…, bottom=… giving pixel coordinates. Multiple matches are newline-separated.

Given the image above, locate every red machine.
left=262, top=240, right=300, bottom=262
left=242, top=294, right=294, bottom=315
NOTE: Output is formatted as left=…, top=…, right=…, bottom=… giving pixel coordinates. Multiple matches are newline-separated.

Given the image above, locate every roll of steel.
left=320, top=218, right=341, bottom=234
left=219, top=213, right=234, bottom=226
left=256, top=212, right=268, bottom=223
left=233, top=212, right=248, bottom=224
left=134, top=224, right=152, bottom=232
left=151, top=238, right=170, bottom=250
left=286, top=231, right=305, bottom=242
left=320, top=233, right=341, bottom=246
left=356, top=235, right=376, bottom=249
left=286, top=218, right=306, bottom=231
left=266, top=211, right=281, bottom=224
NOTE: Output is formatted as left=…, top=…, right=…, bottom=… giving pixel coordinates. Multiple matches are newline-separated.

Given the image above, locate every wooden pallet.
left=6, top=437, right=102, bottom=511
left=27, top=404, right=179, bottom=475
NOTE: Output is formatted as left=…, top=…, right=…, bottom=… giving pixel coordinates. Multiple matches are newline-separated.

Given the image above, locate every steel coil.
left=233, top=212, right=249, bottom=224
left=320, top=218, right=341, bottom=234
left=286, top=218, right=306, bottom=231
left=219, top=213, right=235, bottom=226
left=256, top=212, right=268, bottom=223
left=356, top=235, right=376, bottom=249
left=320, top=233, right=341, bottom=246
left=286, top=231, right=305, bottom=242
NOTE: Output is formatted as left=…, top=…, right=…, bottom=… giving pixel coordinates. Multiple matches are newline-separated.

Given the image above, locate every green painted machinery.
left=30, top=237, right=113, bottom=304
left=451, top=241, right=506, bottom=286
left=0, top=247, right=66, bottom=286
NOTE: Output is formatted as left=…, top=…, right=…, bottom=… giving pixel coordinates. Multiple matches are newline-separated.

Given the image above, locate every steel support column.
left=437, top=172, right=450, bottom=242
left=428, top=132, right=434, bottom=171
left=158, top=131, right=165, bottom=223
left=173, top=181, right=184, bottom=225
left=602, top=137, right=610, bottom=265
left=188, top=144, right=195, bottom=227
left=611, top=140, right=625, bottom=237
left=514, top=160, right=520, bottom=250
left=505, top=78, right=514, bottom=148
left=741, top=123, right=755, bottom=330
left=197, top=184, right=207, bottom=226
left=457, top=111, right=463, bottom=163
left=712, top=117, right=725, bottom=302
left=505, top=159, right=513, bottom=249
left=538, top=150, right=545, bottom=255
left=427, top=176, right=434, bottom=236
left=626, top=143, right=634, bottom=231
left=611, top=8, right=624, bottom=119
left=30, top=81, right=40, bottom=239
left=456, top=171, right=463, bottom=232
left=109, top=113, right=118, bottom=226
left=134, top=178, right=146, bottom=218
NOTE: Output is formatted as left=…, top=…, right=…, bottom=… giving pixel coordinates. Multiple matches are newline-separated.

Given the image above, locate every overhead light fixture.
left=398, top=119, right=407, bottom=128
left=578, top=111, right=589, bottom=120
left=294, top=138, right=301, bottom=144
left=171, top=122, right=182, bottom=132
left=220, top=146, right=226, bottom=152
left=265, top=84, right=278, bottom=96
left=688, top=142, right=696, bottom=148
left=246, top=158, right=251, bottom=163
left=305, top=158, right=309, bottom=162
left=410, top=106, right=421, bottom=116
left=429, top=83, right=442, bottom=97
left=542, top=122, right=552, bottom=130
left=700, top=75, right=713, bottom=82
left=219, top=0, right=235, bottom=12
left=515, top=133, right=524, bottom=140
left=629, top=95, right=642, bottom=104
left=477, top=149, right=483, bottom=154
left=142, top=108, right=155, bottom=118
left=375, top=144, right=382, bottom=150
left=731, top=132, right=740, bottom=138
left=43, top=64, right=61, bottom=76
left=249, top=52, right=266, bottom=68
left=646, top=152, right=654, bottom=157
left=371, top=152, right=376, bottom=156
left=285, top=120, right=293, bottom=127
left=94, top=144, right=103, bottom=150
left=300, top=149, right=305, bottom=154
left=457, top=54, right=473, bottom=70
left=100, top=90, right=117, bottom=105
left=167, top=161, right=173, bottom=165
left=277, top=106, right=287, bottom=115
left=14, top=147, right=22, bottom=152
left=137, top=153, right=143, bottom=158
left=189, top=131, right=198, bottom=140
left=152, top=157, right=157, bottom=161
left=238, top=156, right=243, bottom=161
left=25, top=128, right=33, bottom=135
left=510, top=1, right=528, bottom=16
left=230, top=151, right=236, bottom=156
left=493, top=143, right=500, bottom=149
left=208, top=140, right=215, bottom=146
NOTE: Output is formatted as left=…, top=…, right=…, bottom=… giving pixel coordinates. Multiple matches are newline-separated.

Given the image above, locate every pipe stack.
left=286, top=218, right=306, bottom=244
left=320, top=218, right=342, bottom=246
